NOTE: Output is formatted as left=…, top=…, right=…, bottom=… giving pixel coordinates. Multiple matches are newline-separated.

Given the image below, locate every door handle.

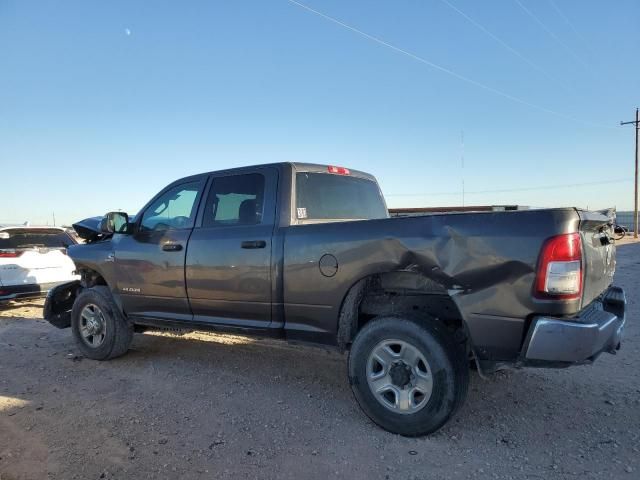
left=241, top=240, right=266, bottom=249
left=162, top=243, right=183, bottom=252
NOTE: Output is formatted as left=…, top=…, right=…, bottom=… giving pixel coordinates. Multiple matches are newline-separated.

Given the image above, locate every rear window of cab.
left=295, top=172, right=388, bottom=221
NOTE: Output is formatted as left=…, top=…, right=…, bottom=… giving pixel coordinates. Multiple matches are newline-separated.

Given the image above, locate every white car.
left=0, top=225, right=79, bottom=304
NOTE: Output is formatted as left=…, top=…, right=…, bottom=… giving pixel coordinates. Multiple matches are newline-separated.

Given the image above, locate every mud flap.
left=43, top=280, right=81, bottom=329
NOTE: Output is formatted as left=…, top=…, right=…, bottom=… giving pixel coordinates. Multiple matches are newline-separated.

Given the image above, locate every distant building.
left=615, top=211, right=636, bottom=229
left=388, top=205, right=528, bottom=216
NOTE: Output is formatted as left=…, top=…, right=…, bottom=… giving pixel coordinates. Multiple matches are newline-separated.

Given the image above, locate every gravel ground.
left=1, top=244, right=638, bottom=480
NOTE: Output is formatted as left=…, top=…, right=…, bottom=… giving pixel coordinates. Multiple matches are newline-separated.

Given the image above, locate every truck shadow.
left=115, top=329, right=635, bottom=444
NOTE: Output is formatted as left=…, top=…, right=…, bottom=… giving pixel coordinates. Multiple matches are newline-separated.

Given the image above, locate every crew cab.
left=44, top=163, right=626, bottom=436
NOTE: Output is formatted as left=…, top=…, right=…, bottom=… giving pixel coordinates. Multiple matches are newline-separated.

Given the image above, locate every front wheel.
left=348, top=316, right=469, bottom=436
left=71, top=286, right=133, bottom=360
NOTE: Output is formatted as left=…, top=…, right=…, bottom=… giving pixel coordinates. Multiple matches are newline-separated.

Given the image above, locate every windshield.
left=295, top=172, right=388, bottom=221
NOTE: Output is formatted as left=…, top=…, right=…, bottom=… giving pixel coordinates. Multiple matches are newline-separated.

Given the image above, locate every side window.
left=203, top=174, right=265, bottom=227
left=140, top=181, right=203, bottom=231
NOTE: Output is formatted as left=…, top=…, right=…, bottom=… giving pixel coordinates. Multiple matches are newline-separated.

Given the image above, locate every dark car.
left=44, top=163, right=626, bottom=436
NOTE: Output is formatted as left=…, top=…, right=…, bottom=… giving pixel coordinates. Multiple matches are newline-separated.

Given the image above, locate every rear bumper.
left=0, top=282, right=70, bottom=303
left=523, top=286, right=626, bottom=365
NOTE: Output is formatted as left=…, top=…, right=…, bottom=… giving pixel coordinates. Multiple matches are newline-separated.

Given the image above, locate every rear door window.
left=295, top=172, right=388, bottom=220
left=203, top=174, right=266, bottom=227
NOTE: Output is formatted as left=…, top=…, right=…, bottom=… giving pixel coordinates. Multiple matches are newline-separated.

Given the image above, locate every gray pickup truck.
left=44, top=162, right=626, bottom=436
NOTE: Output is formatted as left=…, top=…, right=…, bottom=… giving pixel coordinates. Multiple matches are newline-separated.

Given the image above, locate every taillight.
left=0, top=249, right=21, bottom=258
left=534, top=232, right=582, bottom=300
left=327, top=165, right=351, bottom=175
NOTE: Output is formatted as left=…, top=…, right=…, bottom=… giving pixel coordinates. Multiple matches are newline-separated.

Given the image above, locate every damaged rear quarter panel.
left=282, top=208, right=580, bottom=359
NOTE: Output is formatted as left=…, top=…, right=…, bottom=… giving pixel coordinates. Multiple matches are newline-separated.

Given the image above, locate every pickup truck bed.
left=44, top=162, right=626, bottom=436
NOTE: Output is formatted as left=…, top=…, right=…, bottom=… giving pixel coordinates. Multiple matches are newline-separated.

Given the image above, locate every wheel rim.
left=79, top=303, right=107, bottom=348
left=366, top=339, right=433, bottom=415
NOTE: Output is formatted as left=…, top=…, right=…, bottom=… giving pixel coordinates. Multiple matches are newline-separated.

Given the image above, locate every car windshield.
left=295, top=172, right=388, bottom=221
left=0, top=229, right=75, bottom=249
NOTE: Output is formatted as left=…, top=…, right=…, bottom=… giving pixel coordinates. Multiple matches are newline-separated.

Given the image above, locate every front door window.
left=140, top=181, right=203, bottom=232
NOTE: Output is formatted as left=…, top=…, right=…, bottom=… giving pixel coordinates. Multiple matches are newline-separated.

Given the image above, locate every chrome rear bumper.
left=524, top=286, right=626, bottom=363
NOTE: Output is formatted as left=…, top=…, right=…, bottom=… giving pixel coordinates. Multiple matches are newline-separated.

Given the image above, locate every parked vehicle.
left=44, top=163, right=626, bottom=436
left=0, top=226, right=79, bottom=303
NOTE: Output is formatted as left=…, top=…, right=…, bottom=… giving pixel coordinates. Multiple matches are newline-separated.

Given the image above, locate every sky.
left=1, top=0, right=639, bottom=226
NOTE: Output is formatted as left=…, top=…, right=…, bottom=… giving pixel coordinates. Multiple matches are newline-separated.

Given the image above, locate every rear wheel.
left=71, top=286, right=133, bottom=360
left=348, top=315, right=468, bottom=436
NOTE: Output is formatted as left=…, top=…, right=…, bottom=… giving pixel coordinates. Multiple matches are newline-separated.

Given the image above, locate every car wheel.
left=348, top=315, right=469, bottom=436
left=71, top=286, right=133, bottom=360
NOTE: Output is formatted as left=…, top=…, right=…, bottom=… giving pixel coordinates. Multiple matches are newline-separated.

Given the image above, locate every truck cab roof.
left=168, top=162, right=377, bottom=186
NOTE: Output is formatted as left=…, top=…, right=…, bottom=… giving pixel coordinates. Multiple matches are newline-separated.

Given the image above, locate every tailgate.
left=579, top=209, right=616, bottom=306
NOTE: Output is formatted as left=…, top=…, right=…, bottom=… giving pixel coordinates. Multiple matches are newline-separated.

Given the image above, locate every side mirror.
left=100, top=212, right=130, bottom=234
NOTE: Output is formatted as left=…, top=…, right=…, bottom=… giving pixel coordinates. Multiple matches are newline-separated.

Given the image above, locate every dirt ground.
left=1, top=245, right=638, bottom=480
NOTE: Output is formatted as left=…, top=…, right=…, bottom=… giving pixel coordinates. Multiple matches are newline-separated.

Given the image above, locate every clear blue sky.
left=1, top=0, right=638, bottom=225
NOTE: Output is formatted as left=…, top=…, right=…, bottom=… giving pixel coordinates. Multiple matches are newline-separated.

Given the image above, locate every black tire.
left=71, top=286, right=133, bottom=360
left=348, top=315, right=469, bottom=436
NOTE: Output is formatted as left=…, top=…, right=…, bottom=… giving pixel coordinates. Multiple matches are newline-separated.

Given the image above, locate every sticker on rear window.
left=297, top=207, right=308, bottom=219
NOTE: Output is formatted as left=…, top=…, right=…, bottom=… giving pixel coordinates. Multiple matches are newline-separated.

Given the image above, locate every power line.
left=547, top=0, right=591, bottom=51
left=285, top=0, right=613, bottom=129
left=514, top=0, right=589, bottom=70
left=385, top=178, right=632, bottom=197
left=438, top=0, right=573, bottom=95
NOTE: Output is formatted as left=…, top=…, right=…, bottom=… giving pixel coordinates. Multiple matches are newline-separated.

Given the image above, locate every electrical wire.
left=514, top=0, right=590, bottom=70
left=547, top=0, right=591, bottom=52
left=385, top=178, right=632, bottom=197
left=285, top=0, right=614, bottom=129
left=438, top=0, right=573, bottom=95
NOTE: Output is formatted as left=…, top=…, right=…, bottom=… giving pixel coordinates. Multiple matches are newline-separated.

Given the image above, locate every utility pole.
left=621, top=108, right=640, bottom=238
left=460, top=130, right=465, bottom=207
